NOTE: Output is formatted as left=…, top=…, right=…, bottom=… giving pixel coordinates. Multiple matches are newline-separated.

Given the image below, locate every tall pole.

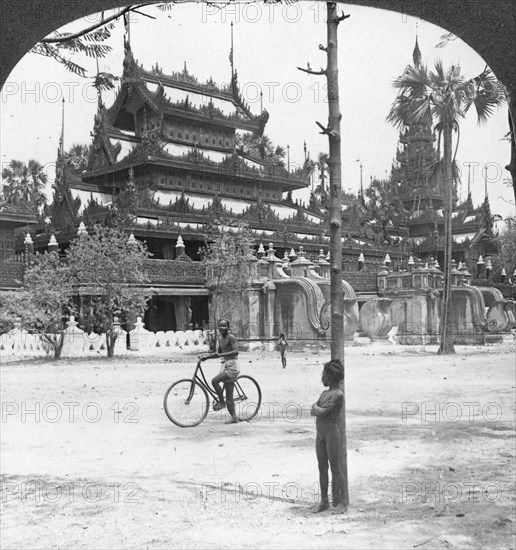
left=326, top=1, right=349, bottom=508
left=297, top=2, right=350, bottom=507
left=360, top=163, right=363, bottom=201
left=465, top=162, right=472, bottom=197
left=59, top=98, right=65, bottom=156
left=355, top=159, right=363, bottom=201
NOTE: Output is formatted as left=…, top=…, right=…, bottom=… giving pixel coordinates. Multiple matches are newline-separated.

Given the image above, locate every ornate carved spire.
left=413, top=26, right=422, bottom=69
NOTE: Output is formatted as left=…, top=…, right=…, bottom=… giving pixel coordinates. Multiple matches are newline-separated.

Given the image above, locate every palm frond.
left=393, top=65, right=430, bottom=97
left=410, top=95, right=433, bottom=124
left=431, top=59, right=447, bottom=84
left=387, top=92, right=432, bottom=127
left=463, top=67, right=506, bottom=125
left=274, top=146, right=286, bottom=158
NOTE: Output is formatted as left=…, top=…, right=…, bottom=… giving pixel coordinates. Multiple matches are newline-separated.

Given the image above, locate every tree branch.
left=298, top=66, right=327, bottom=76
left=335, top=12, right=351, bottom=23
left=41, top=7, right=133, bottom=43
left=315, top=121, right=340, bottom=140
left=41, top=3, right=158, bottom=44
left=319, top=44, right=327, bottom=52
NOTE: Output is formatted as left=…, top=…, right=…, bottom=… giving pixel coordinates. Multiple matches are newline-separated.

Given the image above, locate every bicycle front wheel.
left=233, top=375, right=262, bottom=422
left=163, top=379, right=209, bottom=428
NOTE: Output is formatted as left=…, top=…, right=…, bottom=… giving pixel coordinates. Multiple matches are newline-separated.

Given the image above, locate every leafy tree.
left=31, top=23, right=115, bottom=78
left=2, top=159, right=48, bottom=208
left=364, top=176, right=403, bottom=240
left=200, top=220, right=255, bottom=342
left=66, top=225, right=151, bottom=357
left=0, top=251, right=74, bottom=359
left=63, top=144, right=90, bottom=174
left=29, top=4, right=171, bottom=87
left=387, top=62, right=505, bottom=354
left=314, top=152, right=329, bottom=206
left=491, top=217, right=516, bottom=282
left=27, top=3, right=203, bottom=84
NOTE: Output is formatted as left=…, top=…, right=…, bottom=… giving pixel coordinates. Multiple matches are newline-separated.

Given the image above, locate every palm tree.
left=2, top=159, right=48, bottom=208
left=242, top=131, right=272, bottom=160
left=241, top=132, right=287, bottom=167
left=387, top=61, right=505, bottom=354
left=271, top=145, right=286, bottom=168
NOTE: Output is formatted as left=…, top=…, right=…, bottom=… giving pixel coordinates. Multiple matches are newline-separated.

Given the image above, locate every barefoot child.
left=199, top=319, right=240, bottom=424
left=278, top=333, right=288, bottom=368
left=310, top=359, right=347, bottom=512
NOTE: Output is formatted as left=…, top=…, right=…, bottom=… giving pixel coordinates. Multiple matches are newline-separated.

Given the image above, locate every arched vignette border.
left=0, top=0, right=514, bottom=90
left=0, top=0, right=514, bottom=187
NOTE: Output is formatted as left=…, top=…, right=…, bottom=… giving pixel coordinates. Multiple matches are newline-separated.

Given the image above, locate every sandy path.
left=1, top=344, right=515, bottom=549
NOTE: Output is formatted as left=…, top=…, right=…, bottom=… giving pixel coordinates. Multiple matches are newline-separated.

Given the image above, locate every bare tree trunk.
left=53, top=333, right=64, bottom=360
left=326, top=1, right=349, bottom=506
left=106, top=330, right=117, bottom=358
left=439, top=123, right=456, bottom=354
left=43, top=332, right=64, bottom=360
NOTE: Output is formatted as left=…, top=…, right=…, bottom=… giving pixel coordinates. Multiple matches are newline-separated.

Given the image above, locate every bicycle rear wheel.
left=164, top=379, right=209, bottom=428
left=233, top=375, right=262, bottom=422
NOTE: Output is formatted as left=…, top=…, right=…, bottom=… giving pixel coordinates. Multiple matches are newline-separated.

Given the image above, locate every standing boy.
left=199, top=318, right=240, bottom=424
left=278, top=333, right=288, bottom=368
left=310, top=358, right=347, bottom=512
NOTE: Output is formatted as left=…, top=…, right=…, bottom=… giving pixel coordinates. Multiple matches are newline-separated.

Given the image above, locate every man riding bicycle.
left=199, top=319, right=239, bottom=424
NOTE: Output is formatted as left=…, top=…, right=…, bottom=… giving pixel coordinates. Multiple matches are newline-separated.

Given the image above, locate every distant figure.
left=278, top=333, right=289, bottom=368
left=310, top=359, right=346, bottom=513
left=199, top=319, right=240, bottom=424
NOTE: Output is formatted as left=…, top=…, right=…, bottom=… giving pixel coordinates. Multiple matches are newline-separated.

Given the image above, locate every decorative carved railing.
left=471, top=280, right=515, bottom=299
left=0, top=259, right=206, bottom=290
left=341, top=270, right=377, bottom=292
left=143, top=259, right=205, bottom=284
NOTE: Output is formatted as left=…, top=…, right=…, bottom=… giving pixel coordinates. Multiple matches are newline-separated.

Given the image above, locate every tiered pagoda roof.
left=33, top=40, right=409, bottom=263
left=79, top=42, right=307, bottom=194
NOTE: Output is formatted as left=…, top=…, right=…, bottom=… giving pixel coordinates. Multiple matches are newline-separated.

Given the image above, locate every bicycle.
left=163, top=360, right=262, bottom=428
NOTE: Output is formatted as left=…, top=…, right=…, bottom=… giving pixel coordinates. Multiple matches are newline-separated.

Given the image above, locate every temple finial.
left=413, top=24, right=422, bottom=68
left=229, top=22, right=234, bottom=79
left=59, top=98, right=65, bottom=157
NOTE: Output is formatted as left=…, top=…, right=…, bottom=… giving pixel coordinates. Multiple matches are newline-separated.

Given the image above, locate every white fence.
left=0, top=316, right=210, bottom=360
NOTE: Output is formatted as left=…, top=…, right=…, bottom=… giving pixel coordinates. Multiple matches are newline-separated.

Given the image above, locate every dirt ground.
left=1, top=342, right=515, bottom=549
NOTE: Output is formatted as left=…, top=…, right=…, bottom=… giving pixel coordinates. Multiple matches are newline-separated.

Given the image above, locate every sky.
left=0, top=2, right=514, bottom=219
